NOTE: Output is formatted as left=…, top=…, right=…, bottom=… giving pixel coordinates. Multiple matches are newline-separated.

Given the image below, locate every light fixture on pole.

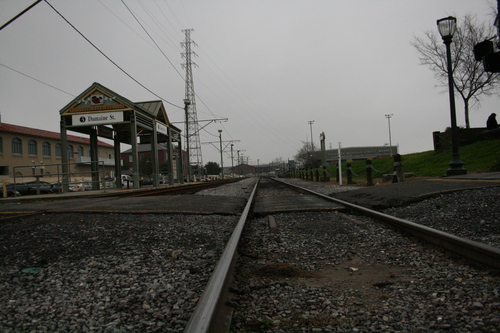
left=437, top=16, right=467, bottom=176
left=218, top=130, right=224, bottom=179
left=183, top=99, right=192, bottom=182
left=385, top=114, right=393, bottom=156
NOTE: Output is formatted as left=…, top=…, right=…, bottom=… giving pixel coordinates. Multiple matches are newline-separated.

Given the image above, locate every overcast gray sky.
left=1, top=0, right=498, bottom=166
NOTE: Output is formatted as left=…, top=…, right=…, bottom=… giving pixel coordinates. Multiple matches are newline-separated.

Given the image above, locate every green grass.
left=321, top=139, right=500, bottom=181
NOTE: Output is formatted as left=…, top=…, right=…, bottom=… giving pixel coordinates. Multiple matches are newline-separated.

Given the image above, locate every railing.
left=75, top=156, right=119, bottom=166
left=10, top=161, right=106, bottom=194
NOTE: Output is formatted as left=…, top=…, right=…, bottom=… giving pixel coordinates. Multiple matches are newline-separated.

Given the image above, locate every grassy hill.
left=325, top=139, right=500, bottom=181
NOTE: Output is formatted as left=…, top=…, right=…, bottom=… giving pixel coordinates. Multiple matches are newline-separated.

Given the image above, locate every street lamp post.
left=218, top=130, right=224, bottom=179
left=183, top=99, right=192, bottom=182
left=437, top=16, right=467, bottom=176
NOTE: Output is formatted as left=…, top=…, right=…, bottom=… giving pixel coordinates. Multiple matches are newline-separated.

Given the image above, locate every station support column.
left=151, top=125, right=159, bottom=187
left=90, top=127, right=99, bottom=189
left=178, top=136, right=184, bottom=184
left=130, top=112, right=140, bottom=188
left=114, top=132, right=122, bottom=188
left=60, top=116, right=69, bottom=193
left=167, top=128, right=175, bottom=185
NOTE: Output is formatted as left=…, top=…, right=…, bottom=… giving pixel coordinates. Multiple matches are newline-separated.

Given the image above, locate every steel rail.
left=184, top=178, right=260, bottom=333
left=272, top=178, right=500, bottom=269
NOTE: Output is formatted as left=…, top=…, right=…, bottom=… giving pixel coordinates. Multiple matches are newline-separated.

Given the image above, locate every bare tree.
left=412, top=14, right=499, bottom=128
left=294, top=141, right=319, bottom=169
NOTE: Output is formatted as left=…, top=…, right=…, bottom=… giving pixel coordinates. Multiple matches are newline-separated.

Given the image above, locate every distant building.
left=0, top=122, right=115, bottom=182
left=230, top=163, right=256, bottom=176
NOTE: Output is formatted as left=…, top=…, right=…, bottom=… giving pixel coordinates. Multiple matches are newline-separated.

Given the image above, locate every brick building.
left=0, top=122, right=115, bottom=183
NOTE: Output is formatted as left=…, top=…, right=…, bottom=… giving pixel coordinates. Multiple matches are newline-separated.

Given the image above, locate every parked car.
left=121, top=175, right=133, bottom=187
left=4, top=184, right=22, bottom=197
left=50, top=182, right=63, bottom=194
left=69, top=182, right=87, bottom=192
left=159, top=174, right=169, bottom=184
left=3, top=181, right=53, bottom=196
left=141, top=177, right=153, bottom=186
left=17, top=181, right=54, bottom=195
left=73, top=180, right=100, bottom=191
left=103, top=177, right=116, bottom=188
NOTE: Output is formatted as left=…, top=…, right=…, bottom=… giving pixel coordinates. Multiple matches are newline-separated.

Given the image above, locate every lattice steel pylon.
left=181, top=29, right=203, bottom=176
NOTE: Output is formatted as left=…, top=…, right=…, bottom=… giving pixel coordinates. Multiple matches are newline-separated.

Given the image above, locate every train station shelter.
left=59, top=82, right=182, bottom=191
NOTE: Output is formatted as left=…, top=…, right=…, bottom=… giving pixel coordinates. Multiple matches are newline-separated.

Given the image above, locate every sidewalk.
left=446, top=172, right=500, bottom=180
left=330, top=172, right=500, bottom=209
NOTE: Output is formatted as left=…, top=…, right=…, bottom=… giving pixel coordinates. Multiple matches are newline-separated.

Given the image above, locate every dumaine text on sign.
left=72, top=112, right=124, bottom=127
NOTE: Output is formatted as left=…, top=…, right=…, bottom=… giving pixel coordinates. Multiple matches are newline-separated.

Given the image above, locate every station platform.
left=0, top=183, right=182, bottom=203
left=0, top=182, right=248, bottom=216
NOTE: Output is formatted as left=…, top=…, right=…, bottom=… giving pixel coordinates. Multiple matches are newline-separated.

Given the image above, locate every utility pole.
left=202, top=136, right=240, bottom=178
left=231, top=144, right=234, bottom=177
left=218, top=130, right=224, bottom=179
left=181, top=29, right=203, bottom=177
left=237, top=150, right=240, bottom=176
left=385, top=114, right=393, bottom=156
left=308, top=120, right=315, bottom=150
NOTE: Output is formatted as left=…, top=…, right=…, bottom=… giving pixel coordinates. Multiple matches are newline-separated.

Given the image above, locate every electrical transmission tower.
left=181, top=29, right=203, bottom=175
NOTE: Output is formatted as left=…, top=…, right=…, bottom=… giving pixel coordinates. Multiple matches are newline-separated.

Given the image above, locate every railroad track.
left=186, top=177, right=500, bottom=332
left=1, top=177, right=498, bottom=332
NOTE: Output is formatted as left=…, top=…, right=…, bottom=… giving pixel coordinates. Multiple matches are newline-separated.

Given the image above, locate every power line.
left=96, top=0, right=158, bottom=50
left=0, top=63, right=75, bottom=97
left=120, top=0, right=184, bottom=81
left=0, top=0, right=42, bottom=31
left=44, top=0, right=182, bottom=109
left=134, top=0, right=181, bottom=48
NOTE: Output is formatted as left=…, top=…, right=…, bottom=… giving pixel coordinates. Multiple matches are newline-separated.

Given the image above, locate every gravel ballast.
left=0, top=214, right=237, bottom=332
left=230, top=178, right=500, bottom=332
left=1, top=177, right=499, bottom=332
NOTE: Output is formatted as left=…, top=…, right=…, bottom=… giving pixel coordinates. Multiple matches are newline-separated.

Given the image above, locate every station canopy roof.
left=59, top=82, right=181, bottom=142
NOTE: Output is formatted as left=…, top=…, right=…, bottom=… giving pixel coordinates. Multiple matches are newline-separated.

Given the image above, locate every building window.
left=0, top=137, right=3, bottom=154
left=88, top=150, right=91, bottom=157
left=68, top=145, right=74, bottom=159
left=42, top=142, right=51, bottom=157
left=55, top=143, right=62, bottom=158
left=12, top=138, right=22, bottom=155
left=28, top=140, right=38, bottom=156
left=77, top=146, right=84, bottom=158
